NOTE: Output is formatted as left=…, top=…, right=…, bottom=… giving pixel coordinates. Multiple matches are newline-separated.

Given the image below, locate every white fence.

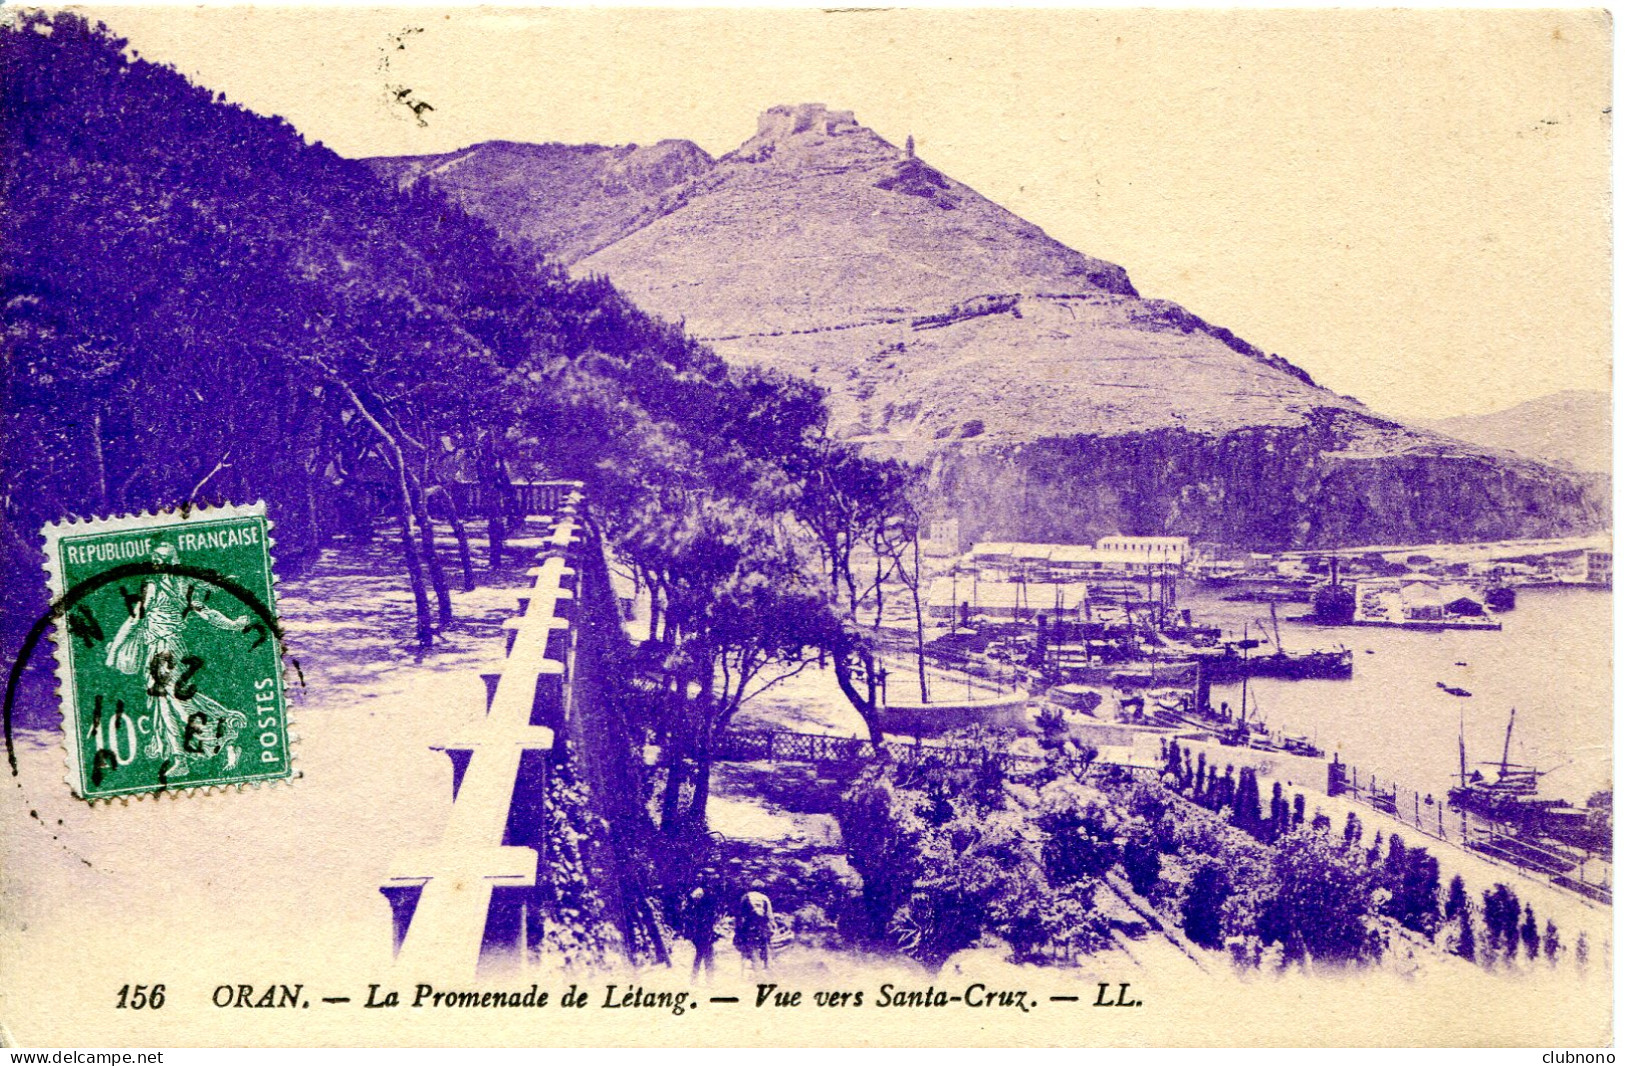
left=379, top=484, right=586, bottom=979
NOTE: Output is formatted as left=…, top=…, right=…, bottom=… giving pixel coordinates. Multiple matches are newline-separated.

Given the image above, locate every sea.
left=1182, top=584, right=1613, bottom=806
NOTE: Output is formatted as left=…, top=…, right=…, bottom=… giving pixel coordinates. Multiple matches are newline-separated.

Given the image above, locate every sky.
left=57, top=5, right=1613, bottom=421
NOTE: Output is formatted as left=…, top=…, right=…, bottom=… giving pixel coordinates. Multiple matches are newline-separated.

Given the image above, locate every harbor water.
left=1182, top=585, right=1612, bottom=806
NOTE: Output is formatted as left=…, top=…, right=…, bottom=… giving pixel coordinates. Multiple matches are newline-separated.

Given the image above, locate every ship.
left=1310, top=581, right=1356, bottom=625
left=1308, top=558, right=1357, bottom=624
left=1448, top=708, right=1605, bottom=852
left=1275, top=733, right=1325, bottom=758
left=1194, top=644, right=1354, bottom=681
left=1189, top=605, right=1353, bottom=681
left=1181, top=644, right=1324, bottom=756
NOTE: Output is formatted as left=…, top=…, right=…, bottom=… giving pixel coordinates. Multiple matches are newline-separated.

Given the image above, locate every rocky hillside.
left=1423, top=390, right=1611, bottom=474
left=368, top=103, right=1610, bottom=549
left=369, top=138, right=715, bottom=264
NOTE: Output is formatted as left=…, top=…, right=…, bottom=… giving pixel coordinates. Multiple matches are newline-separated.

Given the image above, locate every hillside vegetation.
left=2, top=15, right=946, bottom=838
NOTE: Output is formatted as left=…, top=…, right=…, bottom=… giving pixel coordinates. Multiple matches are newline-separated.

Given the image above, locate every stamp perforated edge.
left=39, top=500, right=301, bottom=803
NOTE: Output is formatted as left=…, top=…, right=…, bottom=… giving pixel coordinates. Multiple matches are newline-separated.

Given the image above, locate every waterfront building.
left=922, top=517, right=963, bottom=557
left=1094, top=535, right=1191, bottom=566
left=961, top=536, right=1191, bottom=581
left=1585, top=548, right=1612, bottom=588
left=1352, top=578, right=1494, bottom=627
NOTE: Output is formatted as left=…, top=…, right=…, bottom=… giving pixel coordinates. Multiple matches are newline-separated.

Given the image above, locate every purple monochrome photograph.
left=0, top=5, right=1612, bottom=1050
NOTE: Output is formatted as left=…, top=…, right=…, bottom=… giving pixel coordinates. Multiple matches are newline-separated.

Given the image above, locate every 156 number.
left=116, top=984, right=165, bottom=1009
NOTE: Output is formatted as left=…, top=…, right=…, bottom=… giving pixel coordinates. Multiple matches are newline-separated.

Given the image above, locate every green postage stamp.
left=42, top=503, right=293, bottom=800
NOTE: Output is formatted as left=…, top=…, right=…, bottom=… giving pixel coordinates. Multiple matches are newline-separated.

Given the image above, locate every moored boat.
left=1448, top=708, right=1609, bottom=853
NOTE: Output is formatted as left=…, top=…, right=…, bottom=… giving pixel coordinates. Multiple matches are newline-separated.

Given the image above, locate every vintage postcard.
left=0, top=4, right=1612, bottom=1049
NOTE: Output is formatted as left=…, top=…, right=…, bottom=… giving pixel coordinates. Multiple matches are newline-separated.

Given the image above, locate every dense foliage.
left=1, top=14, right=923, bottom=840
left=837, top=749, right=1115, bottom=970
left=833, top=741, right=1584, bottom=973
left=1, top=11, right=751, bottom=638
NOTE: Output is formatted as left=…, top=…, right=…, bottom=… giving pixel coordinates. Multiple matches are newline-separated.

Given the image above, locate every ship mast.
left=1239, top=622, right=1250, bottom=728
left=1500, top=707, right=1517, bottom=779
left=1458, top=709, right=1468, bottom=788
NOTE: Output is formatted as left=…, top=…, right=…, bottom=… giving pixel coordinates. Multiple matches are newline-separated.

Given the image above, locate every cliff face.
left=367, top=103, right=1609, bottom=548
left=917, top=411, right=1608, bottom=550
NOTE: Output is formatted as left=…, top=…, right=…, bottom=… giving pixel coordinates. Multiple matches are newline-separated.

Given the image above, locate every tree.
left=887, top=795, right=1059, bottom=971
left=1519, top=905, right=1539, bottom=962
left=1444, top=875, right=1467, bottom=921
left=1182, top=860, right=1231, bottom=949
left=894, top=520, right=932, bottom=704
left=789, top=435, right=920, bottom=743
left=1122, top=821, right=1162, bottom=897
left=1382, top=835, right=1407, bottom=884
left=1231, top=767, right=1263, bottom=838
left=1480, top=887, right=1502, bottom=956
left=1266, top=781, right=1288, bottom=840
left=1037, top=780, right=1123, bottom=884
left=993, top=880, right=1112, bottom=965
left=1501, top=887, right=1523, bottom=957
left=1396, top=848, right=1441, bottom=938
left=1542, top=919, right=1562, bottom=966
left=1481, top=883, right=1519, bottom=961
left=1377, top=835, right=1406, bottom=923
left=838, top=770, right=933, bottom=940
left=1259, top=827, right=1378, bottom=965
left=314, top=370, right=440, bottom=644
left=837, top=758, right=1115, bottom=970
left=614, top=473, right=837, bottom=833
left=1455, top=906, right=1477, bottom=963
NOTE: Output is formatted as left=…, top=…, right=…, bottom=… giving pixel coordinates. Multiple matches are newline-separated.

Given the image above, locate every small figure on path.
left=683, top=873, right=721, bottom=980
left=734, top=880, right=774, bottom=973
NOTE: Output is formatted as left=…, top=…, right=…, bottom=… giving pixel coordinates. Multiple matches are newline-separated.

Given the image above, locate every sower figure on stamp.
left=684, top=872, right=722, bottom=980
left=734, top=880, right=774, bottom=973
left=104, top=542, right=251, bottom=778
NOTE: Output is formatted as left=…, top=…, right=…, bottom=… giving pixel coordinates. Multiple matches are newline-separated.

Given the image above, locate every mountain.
left=1423, top=391, right=1611, bottom=474
left=367, top=103, right=1610, bottom=549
